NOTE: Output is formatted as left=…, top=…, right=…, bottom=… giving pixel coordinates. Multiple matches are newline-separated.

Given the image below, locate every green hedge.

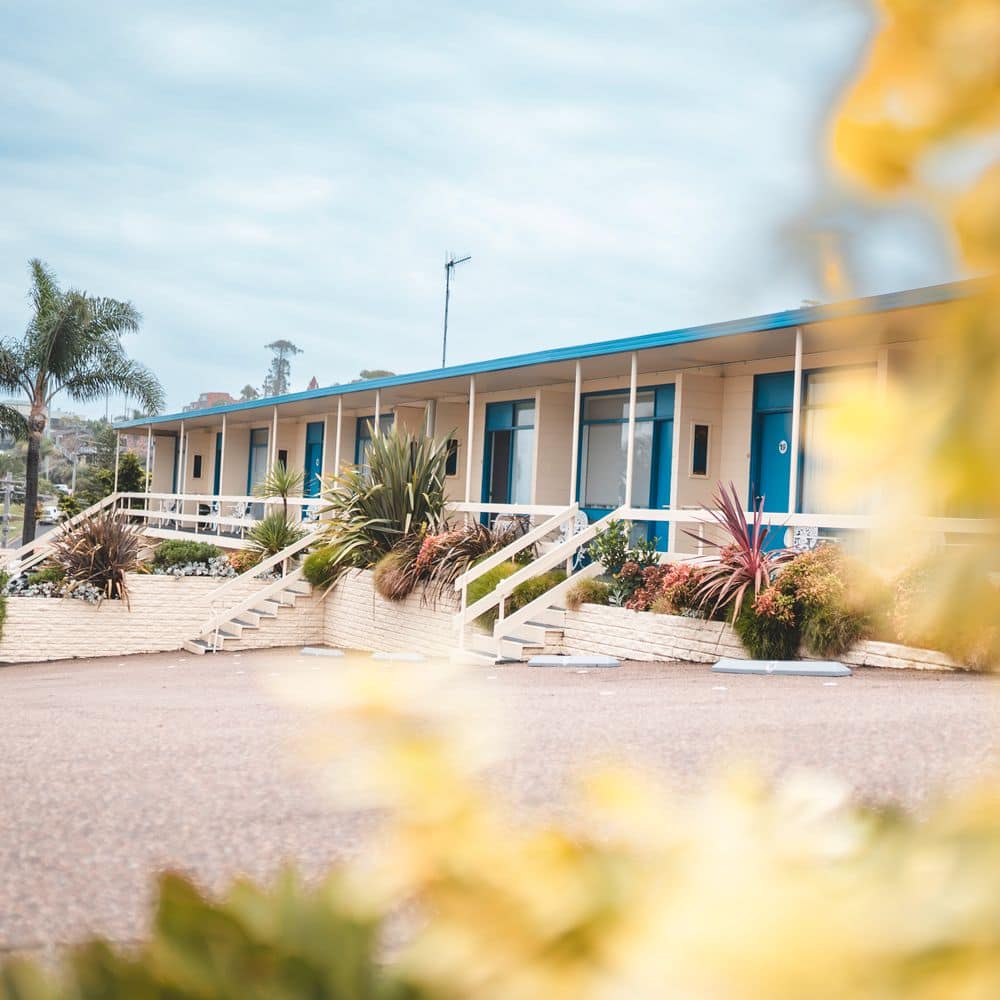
left=151, top=540, right=222, bottom=569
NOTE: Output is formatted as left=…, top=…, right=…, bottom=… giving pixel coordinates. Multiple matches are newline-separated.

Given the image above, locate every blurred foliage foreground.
left=4, top=661, right=1000, bottom=999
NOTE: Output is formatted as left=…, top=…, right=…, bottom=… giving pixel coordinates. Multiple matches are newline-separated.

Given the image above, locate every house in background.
left=183, top=391, right=238, bottom=413
left=114, top=279, right=978, bottom=553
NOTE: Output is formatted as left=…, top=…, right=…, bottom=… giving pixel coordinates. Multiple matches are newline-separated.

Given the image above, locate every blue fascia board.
left=115, top=277, right=978, bottom=430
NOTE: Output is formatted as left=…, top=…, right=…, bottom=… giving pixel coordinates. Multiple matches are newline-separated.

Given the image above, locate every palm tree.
left=0, top=259, right=164, bottom=543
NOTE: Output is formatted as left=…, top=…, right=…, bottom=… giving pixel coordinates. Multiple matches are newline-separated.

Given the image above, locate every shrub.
left=778, top=545, right=872, bottom=658
left=50, top=509, right=141, bottom=603
left=565, top=578, right=611, bottom=611
left=151, top=540, right=222, bottom=570
left=27, top=565, right=65, bottom=586
left=508, top=569, right=566, bottom=613
left=248, top=513, right=306, bottom=559
left=733, top=589, right=800, bottom=659
left=302, top=545, right=345, bottom=588
left=586, top=518, right=631, bottom=574
left=467, top=561, right=519, bottom=629
left=229, top=549, right=263, bottom=575
left=372, top=536, right=424, bottom=602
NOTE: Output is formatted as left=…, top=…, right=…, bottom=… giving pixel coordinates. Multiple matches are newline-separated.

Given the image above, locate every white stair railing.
left=454, top=505, right=628, bottom=645
left=1, top=491, right=122, bottom=576
left=493, top=561, right=604, bottom=646
left=453, top=504, right=579, bottom=592
left=197, top=527, right=322, bottom=639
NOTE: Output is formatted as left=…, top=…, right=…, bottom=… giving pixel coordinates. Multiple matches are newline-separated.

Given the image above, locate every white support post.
left=425, top=399, right=436, bottom=437
left=788, top=327, right=804, bottom=517
left=178, top=423, right=187, bottom=518
left=113, top=432, right=121, bottom=494
left=271, top=406, right=279, bottom=468
left=464, top=375, right=476, bottom=504
left=568, top=360, right=581, bottom=504
left=320, top=414, right=328, bottom=479
left=334, top=397, right=343, bottom=475
left=624, top=352, right=638, bottom=508
left=217, top=414, right=227, bottom=535
left=144, top=426, right=152, bottom=494
left=374, top=389, right=381, bottom=430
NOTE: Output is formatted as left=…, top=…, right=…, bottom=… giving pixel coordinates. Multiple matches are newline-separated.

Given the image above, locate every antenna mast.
left=441, top=254, right=471, bottom=367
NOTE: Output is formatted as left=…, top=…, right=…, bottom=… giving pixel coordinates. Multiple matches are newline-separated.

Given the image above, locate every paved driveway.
left=1, top=649, right=998, bottom=955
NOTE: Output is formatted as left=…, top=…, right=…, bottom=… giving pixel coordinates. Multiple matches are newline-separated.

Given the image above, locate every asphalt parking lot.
left=2, top=648, right=998, bottom=955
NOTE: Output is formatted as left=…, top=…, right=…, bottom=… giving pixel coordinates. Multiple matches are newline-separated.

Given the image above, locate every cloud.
left=0, top=0, right=960, bottom=415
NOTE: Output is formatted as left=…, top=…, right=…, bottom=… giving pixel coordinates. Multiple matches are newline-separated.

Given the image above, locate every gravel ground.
left=1, top=647, right=999, bottom=955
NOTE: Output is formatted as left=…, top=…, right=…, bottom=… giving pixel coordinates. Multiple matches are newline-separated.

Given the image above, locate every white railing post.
left=334, top=397, right=343, bottom=479
left=788, top=327, right=804, bottom=517
left=624, top=352, right=638, bottom=508
left=464, top=375, right=476, bottom=506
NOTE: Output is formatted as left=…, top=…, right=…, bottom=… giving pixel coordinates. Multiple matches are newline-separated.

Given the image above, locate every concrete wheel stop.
left=528, top=655, right=621, bottom=668
left=301, top=647, right=345, bottom=657
left=712, top=658, right=851, bottom=677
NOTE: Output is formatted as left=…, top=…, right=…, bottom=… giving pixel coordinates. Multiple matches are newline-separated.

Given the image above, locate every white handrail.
left=2, top=492, right=122, bottom=574
left=453, top=504, right=578, bottom=590
left=493, top=561, right=604, bottom=641
left=202, top=527, right=322, bottom=605
left=199, top=566, right=307, bottom=638
left=456, top=505, right=628, bottom=627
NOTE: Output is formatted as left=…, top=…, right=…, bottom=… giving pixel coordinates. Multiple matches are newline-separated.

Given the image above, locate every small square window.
left=192, top=454, right=203, bottom=479
left=691, top=424, right=710, bottom=477
left=277, top=449, right=288, bottom=470
left=445, top=439, right=459, bottom=477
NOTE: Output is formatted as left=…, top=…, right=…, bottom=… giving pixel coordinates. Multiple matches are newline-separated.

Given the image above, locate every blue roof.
left=116, top=278, right=976, bottom=429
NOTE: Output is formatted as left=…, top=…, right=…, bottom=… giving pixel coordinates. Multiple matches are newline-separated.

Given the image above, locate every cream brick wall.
left=563, top=603, right=957, bottom=670
left=323, top=569, right=460, bottom=657
left=0, top=575, right=255, bottom=663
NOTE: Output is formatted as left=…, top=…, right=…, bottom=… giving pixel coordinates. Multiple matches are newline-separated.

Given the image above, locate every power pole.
left=441, top=254, right=471, bottom=368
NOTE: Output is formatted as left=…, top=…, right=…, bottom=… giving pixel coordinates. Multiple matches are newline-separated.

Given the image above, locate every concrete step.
left=515, top=620, right=565, bottom=645
left=252, top=601, right=281, bottom=617
left=497, top=635, right=544, bottom=663
left=534, top=607, right=566, bottom=628
left=230, top=617, right=259, bottom=630
left=183, top=638, right=214, bottom=655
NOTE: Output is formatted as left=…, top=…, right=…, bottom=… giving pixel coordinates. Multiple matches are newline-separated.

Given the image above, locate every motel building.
left=113, top=279, right=979, bottom=559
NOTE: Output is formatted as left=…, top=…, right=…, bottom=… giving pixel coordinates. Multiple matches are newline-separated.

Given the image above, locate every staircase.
left=181, top=529, right=322, bottom=655
left=453, top=504, right=618, bottom=664
left=183, top=572, right=313, bottom=654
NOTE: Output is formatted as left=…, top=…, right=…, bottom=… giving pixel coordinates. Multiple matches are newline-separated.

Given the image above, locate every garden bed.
left=0, top=574, right=261, bottom=664
left=561, top=602, right=958, bottom=671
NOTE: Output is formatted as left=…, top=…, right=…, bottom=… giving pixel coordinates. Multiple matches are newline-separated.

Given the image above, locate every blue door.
left=303, top=421, right=324, bottom=498
left=481, top=400, right=535, bottom=522
left=213, top=432, right=222, bottom=495
left=750, top=372, right=793, bottom=550
left=648, top=417, right=674, bottom=550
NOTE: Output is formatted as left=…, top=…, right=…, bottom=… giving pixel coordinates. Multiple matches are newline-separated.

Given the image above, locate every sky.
left=0, top=0, right=960, bottom=417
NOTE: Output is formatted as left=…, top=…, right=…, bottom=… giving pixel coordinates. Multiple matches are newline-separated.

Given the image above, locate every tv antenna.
left=441, top=254, right=471, bottom=368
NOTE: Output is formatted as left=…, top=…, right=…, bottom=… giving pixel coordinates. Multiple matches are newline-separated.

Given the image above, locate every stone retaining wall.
left=323, top=569, right=459, bottom=657
left=0, top=574, right=260, bottom=663
left=562, top=603, right=958, bottom=670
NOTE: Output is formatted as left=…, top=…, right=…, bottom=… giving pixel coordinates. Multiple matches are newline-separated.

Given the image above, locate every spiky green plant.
left=254, top=461, right=305, bottom=520
left=312, top=426, right=449, bottom=588
left=248, top=513, right=306, bottom=560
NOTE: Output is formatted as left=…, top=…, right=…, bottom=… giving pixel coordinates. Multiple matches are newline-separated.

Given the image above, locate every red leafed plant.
left=686, top=482, right=790, bottom=618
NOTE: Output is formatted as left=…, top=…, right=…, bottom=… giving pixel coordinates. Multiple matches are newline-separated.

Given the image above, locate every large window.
left=579, top=390, right=659, bottom=510
left=483, top=400, right=535, bottom=506
left=355, top=413, right=394, bottom=469
left=247, top=428, right=269, bottom=492
left=799, top=366, right=875, bottom=514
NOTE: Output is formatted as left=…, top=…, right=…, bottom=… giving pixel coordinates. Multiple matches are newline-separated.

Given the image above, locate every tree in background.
left=238, top=384, right=259, bottom=402
left=261, top=340, right=302, bottom=397
left=358, top=368, right=395, bottom=380
left=0, top=260, right=163, bottom=542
